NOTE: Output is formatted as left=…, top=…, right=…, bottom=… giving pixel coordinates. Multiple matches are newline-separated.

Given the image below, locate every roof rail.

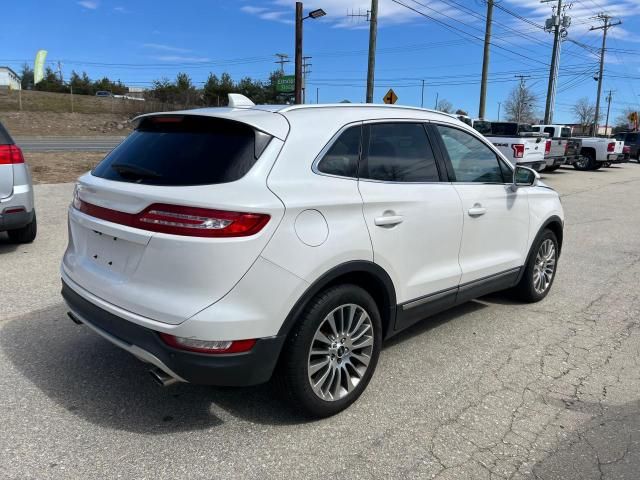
left=228, top=93, right=255, bottom=108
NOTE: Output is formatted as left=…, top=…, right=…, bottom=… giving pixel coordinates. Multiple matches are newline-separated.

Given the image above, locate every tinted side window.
left=627, top=133, right=638, bottom=143
left=544, top=127, right=554, bottom=136
left=436, top=125, right=505, bottom=183
left=317, top=125, right=361, bottom=178
left=360, top=123, right=439, bottom=182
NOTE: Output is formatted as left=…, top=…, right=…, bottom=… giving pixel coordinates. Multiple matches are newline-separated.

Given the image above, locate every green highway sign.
left=276, top=75, right=295, bottom=93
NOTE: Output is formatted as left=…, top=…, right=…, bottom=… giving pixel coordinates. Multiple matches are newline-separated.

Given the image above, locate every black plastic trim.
left=0, top=209, right=34, bottom=231
left=394, top=267, right=522, bottom=332
left=516, top=215, right=564, bottom=284
left=277, top=260, right=397, bottom=340
left=61, top=280, right=285, bottom=386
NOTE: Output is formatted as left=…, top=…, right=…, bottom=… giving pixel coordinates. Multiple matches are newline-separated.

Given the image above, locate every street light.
left=307, top=8, right=326, bottom=19
left=295, top=2, right=325, bottom=104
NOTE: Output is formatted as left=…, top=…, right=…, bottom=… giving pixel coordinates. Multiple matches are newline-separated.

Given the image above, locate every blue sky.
left=2, top=0, right=640, bottom=123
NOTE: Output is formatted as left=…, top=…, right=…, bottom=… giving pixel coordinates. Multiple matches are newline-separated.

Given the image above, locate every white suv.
left=61, top=96, right=564, bottom=417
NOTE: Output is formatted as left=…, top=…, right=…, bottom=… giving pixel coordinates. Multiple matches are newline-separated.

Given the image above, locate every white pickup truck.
left=571, top=136, right=625, bottom=171
left=473, top=121, right=547, bottom=171
left=531, top=124, right=581, bottom=171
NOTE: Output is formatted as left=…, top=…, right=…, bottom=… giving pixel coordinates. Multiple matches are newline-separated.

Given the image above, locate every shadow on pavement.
left=2, top=299, right=490, bottom=432
left=532, top=400, right=640, bottom=479
left=0, top=232, right=19, bottom=254
left=0, top=304, right=311, bottom=433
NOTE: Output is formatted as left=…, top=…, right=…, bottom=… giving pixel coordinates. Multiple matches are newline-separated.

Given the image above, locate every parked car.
left=95, top=91, right=112, bottom=97
left=0, top=121, right=36, bottom=243
left=614, top=131, right=640, bottom=161
left=530, top=124, right=581, bottom=171
left=473, top=121, right=547, bottom=172
left=572, top=136, right=625, bottom=170
left=61, top=96, right=564, bottom=417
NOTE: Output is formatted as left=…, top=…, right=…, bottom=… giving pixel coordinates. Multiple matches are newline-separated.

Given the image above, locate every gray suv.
left=0, top=122, right=36, bottom=243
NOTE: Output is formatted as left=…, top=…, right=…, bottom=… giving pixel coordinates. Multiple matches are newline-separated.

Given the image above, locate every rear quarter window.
left=92, top=116, right=269, bottom=186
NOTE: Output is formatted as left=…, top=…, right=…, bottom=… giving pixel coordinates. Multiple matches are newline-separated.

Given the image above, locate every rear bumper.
left=520, top=160, right=546, bottom=172
left=61, top=279, right=286, bottom=386
left=607, top=153, right=626, bottom=163
left=0, top=207, right=34, bottom=231
left=0, top=179, right=35, bottom=232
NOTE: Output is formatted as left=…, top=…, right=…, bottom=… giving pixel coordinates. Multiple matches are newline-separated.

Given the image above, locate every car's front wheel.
left=276, top=284, right=382, bottom=418
left=513, top=229, right=559, bottom=302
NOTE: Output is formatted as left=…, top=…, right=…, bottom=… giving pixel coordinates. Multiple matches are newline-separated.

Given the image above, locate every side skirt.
left=393, top=267, right=522, bottom=334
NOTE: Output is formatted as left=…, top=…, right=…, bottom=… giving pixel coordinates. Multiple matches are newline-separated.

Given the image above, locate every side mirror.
left=513, top=165, right=539, bottom=188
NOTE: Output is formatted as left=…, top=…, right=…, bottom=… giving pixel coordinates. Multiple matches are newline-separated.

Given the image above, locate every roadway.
left=15, top=136, right=124, bottom=152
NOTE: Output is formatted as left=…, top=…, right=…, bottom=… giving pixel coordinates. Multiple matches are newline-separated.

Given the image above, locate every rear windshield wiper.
left=110, top=163, right=162, bottom=180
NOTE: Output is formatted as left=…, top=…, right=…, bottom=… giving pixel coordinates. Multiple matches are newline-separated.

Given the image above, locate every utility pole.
left=347, top=2, right=377, bottom=102
left=590, top=14, right=621, bottom=136
left=605, top=90, right=613, bottom=135
left=302, top=56, right=312, bottom=104
left=421, top=80, right=425, bottom=108
left=542, top=0, right=570, bottom=124
left=478, top=0, right=494, bottom=119
left=294, top=2, right=303, bottom=104
left=497, top=101, right=501, bottom=121
left=275, top=53, right=290, bottom=73
left=366, top=0, right=378, bottom=103
left=57, top=61, right=64, bottom=83
left=514, top=75, right=531, bottom=124
left=434, top=92, right=439, bottom=110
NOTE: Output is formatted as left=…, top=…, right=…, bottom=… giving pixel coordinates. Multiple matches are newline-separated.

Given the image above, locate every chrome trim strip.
left=65, top=303, right=187, bottom=383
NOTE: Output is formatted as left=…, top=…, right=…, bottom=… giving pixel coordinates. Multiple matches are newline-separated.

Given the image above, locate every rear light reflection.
left=74, top=199, right=270, bottom=237
left=159, top=333, right=256, bottom=354
left=607, top=142, right=615, bottom=152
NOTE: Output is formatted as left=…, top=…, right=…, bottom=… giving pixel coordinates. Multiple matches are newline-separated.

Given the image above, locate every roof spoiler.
left=228, top=93, right=255, bottom=108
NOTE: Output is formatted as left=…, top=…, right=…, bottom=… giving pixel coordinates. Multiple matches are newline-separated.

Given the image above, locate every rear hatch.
left=62, top=113, right=287, bottom=324
left=0, top=123, right=15, bottom=199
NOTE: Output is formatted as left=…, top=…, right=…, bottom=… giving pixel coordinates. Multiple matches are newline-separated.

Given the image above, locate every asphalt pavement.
left=15, top=136, right=124, bottom=152
left=1, top=164, right=639, bottom=479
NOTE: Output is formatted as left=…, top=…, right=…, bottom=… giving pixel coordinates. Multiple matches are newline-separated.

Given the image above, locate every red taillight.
left=545, top=140, right=551, bottom=155
left=607, top=142, right=615, bottom=152
left=75, top=199, right=270, bottom=238
left=0, top=145, right=24, bottom=165
left=512, top=144, right=525, bottom=158
left=159, top=333, right=256, bottom=354
left=564, top=142, right=569, bottom=155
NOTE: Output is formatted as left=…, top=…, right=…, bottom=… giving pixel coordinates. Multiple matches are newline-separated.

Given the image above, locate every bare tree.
left=436, top=99, right=454, bottom=113
left=614, top=106, right=638, bottom=129
left=572, top=97, right=595, bottom=129
left=504, top=84, right=537, bottom=124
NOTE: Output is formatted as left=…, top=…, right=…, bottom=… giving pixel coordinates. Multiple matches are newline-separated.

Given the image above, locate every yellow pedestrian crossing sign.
left=383, top=89, right=398, bottom=104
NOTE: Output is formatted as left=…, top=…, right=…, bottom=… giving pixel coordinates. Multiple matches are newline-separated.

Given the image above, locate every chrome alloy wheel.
left=307, top=304, right=374, bottom=402
left=533, top=239, right=557, bottom=295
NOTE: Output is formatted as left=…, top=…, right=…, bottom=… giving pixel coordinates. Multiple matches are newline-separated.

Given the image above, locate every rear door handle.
left=374, top=215, right=404, bottom=227
left=468, top=205, right=487, bottom=217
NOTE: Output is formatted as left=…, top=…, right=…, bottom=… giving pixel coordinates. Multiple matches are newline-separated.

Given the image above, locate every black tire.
left=6, top=212, right=37, bottom=244
left=573, top=153, right=594, bottom=171
left=275, top=284, right=382, bottom=418
left=512, top=229, right=559, bottom=303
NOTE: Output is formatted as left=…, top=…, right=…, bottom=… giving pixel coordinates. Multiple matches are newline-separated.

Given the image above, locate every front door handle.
left=468, top=205, right=487, bottom=217
left=374, top=215, right=404, bottom=227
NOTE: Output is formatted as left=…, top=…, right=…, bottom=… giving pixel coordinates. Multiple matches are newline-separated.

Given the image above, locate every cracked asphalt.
left=1, top=164, right=639, bottom=479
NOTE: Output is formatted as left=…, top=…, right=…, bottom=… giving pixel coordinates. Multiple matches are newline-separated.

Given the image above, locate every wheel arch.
left=277, top=261, right=397, bottom=341
left=517, top=215, right=563, bottom=285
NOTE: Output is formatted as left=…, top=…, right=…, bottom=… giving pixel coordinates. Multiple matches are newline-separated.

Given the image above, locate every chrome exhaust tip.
left=67, top=312, right=83, bottom=325
left=149, top=367, right=179, bottom=387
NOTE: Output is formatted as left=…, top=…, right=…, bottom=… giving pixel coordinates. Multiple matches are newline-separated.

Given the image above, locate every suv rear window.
left=92, top=116, right=269, bottom=186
